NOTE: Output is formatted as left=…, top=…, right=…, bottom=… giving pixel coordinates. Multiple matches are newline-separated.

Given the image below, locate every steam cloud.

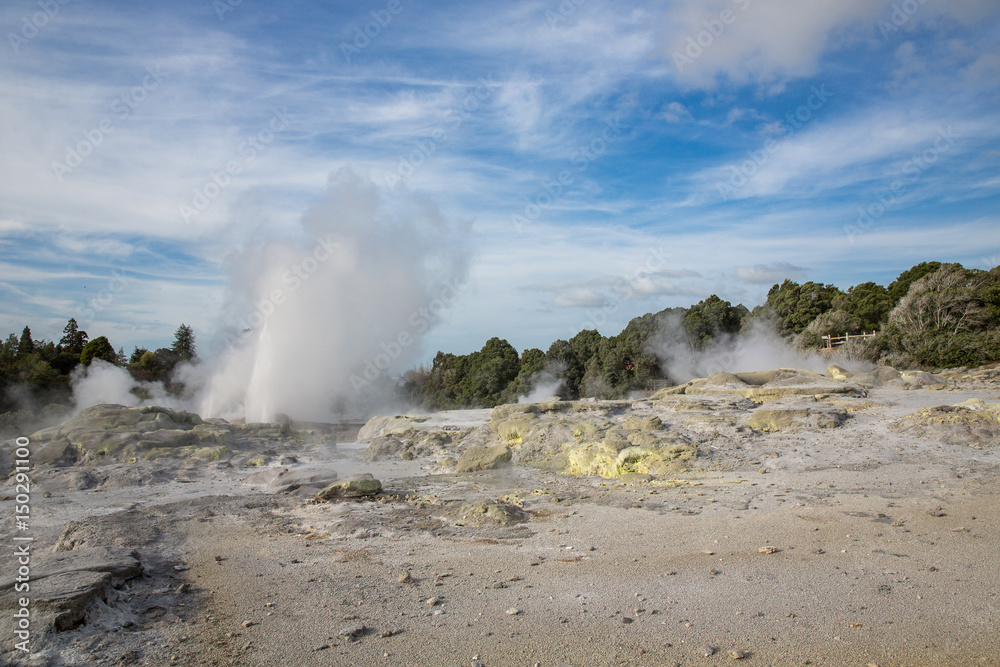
left=70, top=169, right=469, bottom=423
left=201, top=169, right=469, bottom=422
left=646, top=315, right=836, bottom=383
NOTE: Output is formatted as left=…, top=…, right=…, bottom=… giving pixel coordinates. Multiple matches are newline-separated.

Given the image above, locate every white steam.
left=518, top=374, right=565, bottom=403
left=68, top=169, right=468, bottom=422
left=646, top=315, right=832, bottom=383
left=199, top=168, right=468, bottom=422
left=71, top=359, right=189, bottom=411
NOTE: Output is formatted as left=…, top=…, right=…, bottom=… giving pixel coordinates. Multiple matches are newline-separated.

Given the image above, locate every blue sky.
left=2, top=0, right=999, bottom=362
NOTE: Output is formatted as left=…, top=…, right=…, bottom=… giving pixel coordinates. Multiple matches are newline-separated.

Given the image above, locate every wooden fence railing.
left=821, top=332, right=876, bottom=349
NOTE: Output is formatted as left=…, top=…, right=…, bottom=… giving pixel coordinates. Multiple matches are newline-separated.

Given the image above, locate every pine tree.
left=171, top=324, right=196, bottom=361
left=17, top=326, right=34, bottom=358
left=59, top=318, right=89, bottom=354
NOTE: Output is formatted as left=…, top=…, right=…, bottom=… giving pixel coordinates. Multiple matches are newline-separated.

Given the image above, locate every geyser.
left=200, top=168, right=468, bottom=422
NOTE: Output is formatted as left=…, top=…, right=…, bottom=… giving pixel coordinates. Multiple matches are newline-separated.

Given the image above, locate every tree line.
left=0, top=319, right=197, bottom=415
left=2, top=260, right=998, bottom=422
left=405, top=261, right=1000, bottom=410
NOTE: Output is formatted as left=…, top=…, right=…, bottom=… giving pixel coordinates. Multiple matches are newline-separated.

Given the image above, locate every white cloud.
left=736, top=262, right=808, bottom=284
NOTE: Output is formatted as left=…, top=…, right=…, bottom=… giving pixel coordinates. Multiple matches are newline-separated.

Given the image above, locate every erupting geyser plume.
left=200, top=169, right=469, bottom=422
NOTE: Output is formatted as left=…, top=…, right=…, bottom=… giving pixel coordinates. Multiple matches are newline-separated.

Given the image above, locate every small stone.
left=505, top=608, right=520, bottom=616
left=758, top=546, right=779, bottom=554
left=215, top=555, right=225, bottom=562
left=398, top=571, right=414, bottom=584
left=426, top=597, right=441, bottom=607
left=699, top=644, right=716, bottom=657
left=729, top=649, right=747, bottom=660
left=176, top=583, right=190, bottom=594
left=622, top=616, right=634, bottom=624
left=241, top=620, right=257, bottom=628
left=338, top=623, right=366, bottom=641
left=927, top=506, right=945, bottom=517
left=173, top=564, right=190, bottom=572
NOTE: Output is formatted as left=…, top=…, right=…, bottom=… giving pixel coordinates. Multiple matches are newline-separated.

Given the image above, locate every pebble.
left=758, top=546, right=779, bottom=554
left=398, top=571, right=414, bottom=584
left=699, top=644, right=716, bottom=657
left=730, top=649, right=747, bottom=660
left=338, top=623, right=367, bottom=640
left=241, top=620, right=257, bottom=628
left=175, top=584, right=190, bottom=594
left=505, top=608, right=521, bottom=616
left=426, top=597, right=442, bottom=607
left=927, top=506, right=946, bottom=517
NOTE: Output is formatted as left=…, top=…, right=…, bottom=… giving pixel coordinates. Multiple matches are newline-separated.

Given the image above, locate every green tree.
left=879, top=263, right=1000, bottom=367
left=887, top=261, right=942, bottom=304
left=683, top=295, right=746, bottom=348
left=836, top=282, right=893, bottom=332
left=766, top=279, right=843, bottom=335
left=130, top=347, right=150, bottom=365
left=59, top=318, right=89, bottom=354
left=80, top=336, right=117, bottom=366
left=17, top=327, right=34, bottom=359
left=172, top=324, right=196, bottom=361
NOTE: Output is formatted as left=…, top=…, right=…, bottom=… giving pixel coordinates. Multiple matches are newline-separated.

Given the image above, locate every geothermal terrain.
left=2, top=364, right=1000, bottom=666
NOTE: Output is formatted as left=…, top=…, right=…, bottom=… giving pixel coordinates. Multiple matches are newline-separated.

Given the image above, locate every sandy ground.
left=1, top=378, right=999, bottom=667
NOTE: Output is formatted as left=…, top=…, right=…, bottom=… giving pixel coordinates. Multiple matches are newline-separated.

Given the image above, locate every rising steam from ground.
left=518, top=364, right=566, bottom=403
left=646, top=314, right=838, bottom=383
left=200, top=169, right=469, bottom=422
left=69, top=169, right=468, bottom=422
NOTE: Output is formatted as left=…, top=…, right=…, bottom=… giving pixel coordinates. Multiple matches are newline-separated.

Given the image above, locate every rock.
left=699, top=644, right=716, bottom=657
left=893, top=403, right=1000, bottom=448
left=744, top=400, right=848, bottom=432
left=313, top=474, right=382, bottom=502
left=658, top=368, right=864, bottom=401
left=454, top=501, right=530, bottom=527
left=729, top=649, right=747, bottom=660
left=758, top=546, right=779, bottom=554
left=245, top=465, right=340, bottom=494
left=505, top=608, right=521, bottom=615
left=32, top=439, right=72, bottom=465
left=0, top=546, right=141, bottom=594
left=456, top=444, right=512, bottom=473
left=397, top=571, right=414, bottom=584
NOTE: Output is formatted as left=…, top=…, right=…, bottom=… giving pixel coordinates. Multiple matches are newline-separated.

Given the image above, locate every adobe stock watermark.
left=51, top=65, right=166, bottom=182
left=384, top=75, right=498, bottom=188
left=844, top=126, right=956, bottom=244
left=350, top=280, right=466, bottom=391
left=214, top=0, right=244, bottom=21
left=8, top=0, right=71, bottom=53
left=226, top=234, right=337, bottom=346
left=672, top=0, right=752, bottom=73
left=546, top=0, right=589, bottom=29
left=340, top=0, right=406, bottom=63
left=179, top=108, right=291, bottom=223
left=76, top=270, right=132, bottom=326
left=10, top=436, right=33, bottom=654
left=569, top=246, right=673, bottom=334
left=716, top=84, right=833, bottom=202
left=512, top=115, right=626, bottom=233
left=878, top=0, right=929, bottom=39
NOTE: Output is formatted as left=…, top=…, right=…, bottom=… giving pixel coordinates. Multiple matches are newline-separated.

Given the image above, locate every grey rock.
left=456, top=444, right=512, bottom=473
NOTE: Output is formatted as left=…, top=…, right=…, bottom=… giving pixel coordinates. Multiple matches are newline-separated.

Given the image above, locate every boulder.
left=456, top=444, right=512, bottom=473
left=313, top=473, right=382, bottom=501
left=744, top=400, right=848, bottom=432
left=893, top=401, right=1000, bottom=447
left=454, top=501, right=529, bottom=527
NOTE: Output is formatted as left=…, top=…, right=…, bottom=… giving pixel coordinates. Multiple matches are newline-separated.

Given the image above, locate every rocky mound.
left=656, top=368, right=866, bottom=401
left=23, top=404, right=302, bottom=466
left=893, top=399, right=1000, bottom=448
